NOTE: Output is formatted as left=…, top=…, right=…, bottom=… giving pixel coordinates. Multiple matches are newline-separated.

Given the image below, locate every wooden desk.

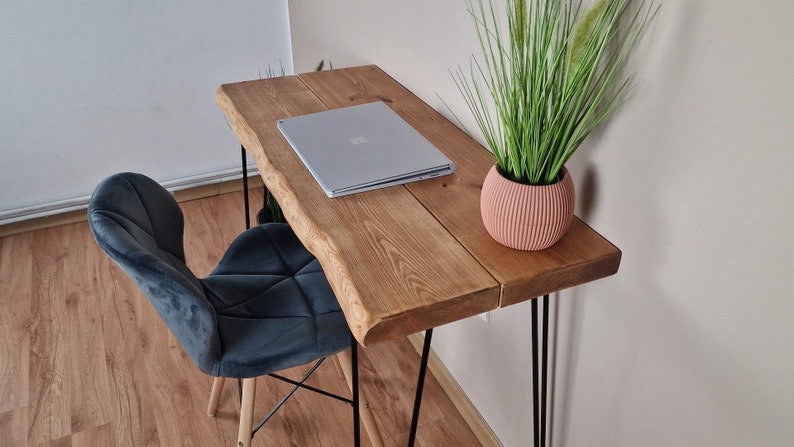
left=217, top=65, right=621, bottom=446
left=217, top=65, right=620, bottom=345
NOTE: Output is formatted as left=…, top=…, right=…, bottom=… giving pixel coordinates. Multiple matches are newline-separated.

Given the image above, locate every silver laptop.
left=277, top=101, right=455, bottom=198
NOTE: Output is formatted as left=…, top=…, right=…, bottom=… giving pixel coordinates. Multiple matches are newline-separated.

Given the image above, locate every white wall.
left=290, top=1, right=794, bottom=446
left=0, top=0, right=292, bottom=221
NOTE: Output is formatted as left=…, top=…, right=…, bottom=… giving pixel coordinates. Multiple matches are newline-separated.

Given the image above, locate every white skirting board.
left=0, top=166, right=259, bottom=226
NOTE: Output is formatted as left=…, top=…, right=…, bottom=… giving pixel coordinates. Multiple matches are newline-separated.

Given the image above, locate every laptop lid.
left=277, top=101, right=455, bottom=198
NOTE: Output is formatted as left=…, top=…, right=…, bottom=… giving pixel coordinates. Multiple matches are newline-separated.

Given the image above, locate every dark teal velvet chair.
left=88, top=172, right=360, bottom=447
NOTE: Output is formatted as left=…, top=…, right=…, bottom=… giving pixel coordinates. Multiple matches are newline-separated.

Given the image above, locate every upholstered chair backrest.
left=88, top=172, right=221, bottom=374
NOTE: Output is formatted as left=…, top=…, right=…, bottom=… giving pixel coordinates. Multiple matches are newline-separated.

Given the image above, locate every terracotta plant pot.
left=480, top=166, right=575, bottom=251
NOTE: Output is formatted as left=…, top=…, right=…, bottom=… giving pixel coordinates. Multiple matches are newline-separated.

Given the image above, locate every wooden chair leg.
left=207, top=377, right=226, bottom=416
left=337, top=350, right=385, bottom=447
left=237, top=378, right=257, bottom=447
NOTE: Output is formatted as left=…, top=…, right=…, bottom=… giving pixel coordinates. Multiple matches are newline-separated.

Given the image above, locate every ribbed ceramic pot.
left=480, top=165, right=575, bottom=251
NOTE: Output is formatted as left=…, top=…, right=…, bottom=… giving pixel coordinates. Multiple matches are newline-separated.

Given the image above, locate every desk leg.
left=241, top=145, right=251, bottom=230
left=407, top=328, right=433, bottom=447
left=532, top=294, right=551, bottom=447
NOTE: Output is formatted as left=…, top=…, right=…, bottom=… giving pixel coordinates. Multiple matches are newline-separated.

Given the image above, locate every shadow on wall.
left=550, top=2, right=703, bottom=445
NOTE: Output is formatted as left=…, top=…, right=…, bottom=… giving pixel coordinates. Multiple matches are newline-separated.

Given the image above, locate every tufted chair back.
left=88, top=172, right=221, bottom=374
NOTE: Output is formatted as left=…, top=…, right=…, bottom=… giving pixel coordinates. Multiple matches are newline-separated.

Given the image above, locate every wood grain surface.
left=299, top=66, right=622, bottom=307
left=217, top=65, right=621, bottom=344
left=217, top=74, right=500, bottom=346
left=0, top=190, right=482, bottom=446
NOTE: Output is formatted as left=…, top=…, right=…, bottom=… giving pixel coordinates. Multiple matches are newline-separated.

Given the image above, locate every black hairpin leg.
left=407, top=328, right=433, bottom=447
left=241, top=145, right=251, bottom=230
left=532, top=294, right=551, bottom=447
left=351, top=335, right=361, bottom=447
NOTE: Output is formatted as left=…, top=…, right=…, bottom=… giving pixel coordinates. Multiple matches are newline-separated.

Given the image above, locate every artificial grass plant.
left=453, top=0, right=658, bottom=185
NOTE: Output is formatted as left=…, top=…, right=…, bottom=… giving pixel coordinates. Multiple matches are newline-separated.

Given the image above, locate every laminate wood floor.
left=0, top=189, right=481, bottom=446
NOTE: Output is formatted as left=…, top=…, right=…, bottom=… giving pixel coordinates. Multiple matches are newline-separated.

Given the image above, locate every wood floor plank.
left=416, top=418, right=484, bottom=447
left=0, top=232, right=33, bottom=415
left=100, top=260, right=162, bottom=447
left=27, top=229, right=73, bottom=445
left=62, top=223, right=113, bottom=435
left=0, top=329, right=29, bottom=416
left=0, top=189, right=484, bottom=446
left=0, top=407, right=28, bottom=447
left=70, top=422, right=116, bottom=447
left=146, top=328, right=226, bottom=447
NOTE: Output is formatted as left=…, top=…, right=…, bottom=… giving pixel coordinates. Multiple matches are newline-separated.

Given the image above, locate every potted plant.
left=256, top=188, right=286, bottom=224
left=453, top=0, right=658, bottom=250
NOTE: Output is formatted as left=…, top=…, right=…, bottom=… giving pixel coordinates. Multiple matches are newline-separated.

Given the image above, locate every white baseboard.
left=0, top=166, right=259, bottom=226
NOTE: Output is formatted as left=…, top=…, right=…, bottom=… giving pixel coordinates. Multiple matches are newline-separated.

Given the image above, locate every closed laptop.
left=277, top=101, right=455, bottom=198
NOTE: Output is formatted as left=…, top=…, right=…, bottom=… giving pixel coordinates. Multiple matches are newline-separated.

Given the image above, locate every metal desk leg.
left=532, top=294, right=551, bottom=447
left=351, top=338, right=362, bottom=447
left=241, top=145, right=250, bottom=230
left=407, top=328, right=433, bottom=447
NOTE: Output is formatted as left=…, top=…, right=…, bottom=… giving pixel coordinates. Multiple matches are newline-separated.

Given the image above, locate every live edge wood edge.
left=215, top=82, right=388, bottom=347
left=216, top=80, right=497, bottom=348
left=216, top=65, right=623, bottom=347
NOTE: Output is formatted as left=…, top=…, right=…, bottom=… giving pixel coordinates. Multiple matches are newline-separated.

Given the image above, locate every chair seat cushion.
left=201, top=224, right=350, bottom=378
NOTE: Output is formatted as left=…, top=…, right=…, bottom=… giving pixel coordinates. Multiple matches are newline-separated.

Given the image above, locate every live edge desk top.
left=216, top=65, right=621, bottom=347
